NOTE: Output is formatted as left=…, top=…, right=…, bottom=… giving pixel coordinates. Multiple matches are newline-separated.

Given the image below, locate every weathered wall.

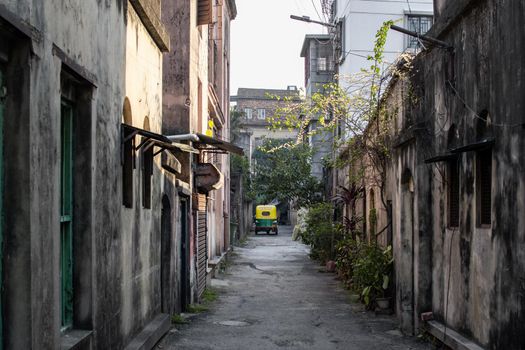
left=385, top=0, right=525, bottom=347
left=120, top=3, right=166, bottom=343
left=0, top=0, right=127, bottom=348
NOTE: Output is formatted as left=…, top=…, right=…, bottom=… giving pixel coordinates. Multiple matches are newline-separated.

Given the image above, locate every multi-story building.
left=0, top=0, right=238, bottom=348
left=231, top=87, right=301, bottom=159
left=162, top=0, right=240, bottom=304
left=300, top=34, right=335, bottom=183
left=332, top=0, right=434, bottom=85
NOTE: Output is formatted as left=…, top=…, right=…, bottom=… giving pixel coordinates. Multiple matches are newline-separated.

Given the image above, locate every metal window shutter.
left=448, top=160, right=460, bottom=227
left=196, top=193, right=208, bottom=298
left=197, top=0, right=212, bottom=26
left=479, top=150, right=492, bottom=225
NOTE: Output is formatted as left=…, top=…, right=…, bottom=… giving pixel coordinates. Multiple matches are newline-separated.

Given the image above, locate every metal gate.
left=196, top=193, right=207, bottom=299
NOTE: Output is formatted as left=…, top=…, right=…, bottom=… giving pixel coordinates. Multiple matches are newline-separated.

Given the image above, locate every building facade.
left=0, top=0, right=237, bottom=348
left=301, top=34, right=335, bottom=182
left=162, top=0, right=239, bottom=304
left=334, top=0, right=525, bottom=348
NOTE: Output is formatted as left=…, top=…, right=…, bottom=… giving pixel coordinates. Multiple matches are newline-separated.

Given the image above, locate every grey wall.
left=388, top=0, right=525, bottom=347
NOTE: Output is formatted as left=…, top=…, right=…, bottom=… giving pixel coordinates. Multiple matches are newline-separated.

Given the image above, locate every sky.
left=230, top=0, right=327, bottom=96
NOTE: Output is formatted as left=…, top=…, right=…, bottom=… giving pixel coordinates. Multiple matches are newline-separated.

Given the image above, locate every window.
left=318, top=57, right=327, bottom=71
left=244, top=108, right=252, bottom=119
left=257, top=108, right=266, bottom=120
left=142, top=117, right=153, bottom=209
left=59, top=67, right=94, bottom=334
left=60, top=91, right=74, bottom=329
left=262, top=211, right=271, bottom=216
left=448, top=159, right=460, bottom=228
left=406, top=15, right=433, bottom=49
left=197, top=0, right=212, bottom=25
left=476, top=148, right=492, bottom=226
left=122, top=98, right=134, bottom=208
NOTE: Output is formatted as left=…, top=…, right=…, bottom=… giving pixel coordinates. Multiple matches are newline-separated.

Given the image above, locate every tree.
left=252, top=139, right=321, bottom=208
left=265, top=21, right=411, bottom=210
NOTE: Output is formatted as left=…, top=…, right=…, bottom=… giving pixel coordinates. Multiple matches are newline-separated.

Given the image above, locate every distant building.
left=301, top=34, right=335, bottom=182
left=333, top=0, right=434, bottom=85
left=231, top=86, right=302, bottom=161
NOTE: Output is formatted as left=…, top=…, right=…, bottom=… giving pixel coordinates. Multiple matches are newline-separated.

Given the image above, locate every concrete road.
left=158, top=226, right=431, bottom=350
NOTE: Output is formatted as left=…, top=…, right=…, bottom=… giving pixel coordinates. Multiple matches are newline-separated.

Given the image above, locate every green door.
left=0, top=63, right=5, bottom=349
left=60, top=99, right=74, bottom=329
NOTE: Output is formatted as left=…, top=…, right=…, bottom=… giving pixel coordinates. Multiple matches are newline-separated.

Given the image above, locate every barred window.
left=448, top=159, right=460, bottom=227
left=476, top=149, right=492, bottom=226
left=406, top=15, right=433, bottom=49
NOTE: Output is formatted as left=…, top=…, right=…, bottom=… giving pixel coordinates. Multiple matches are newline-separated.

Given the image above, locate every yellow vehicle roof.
left=255, top=205, right=277, bottom=219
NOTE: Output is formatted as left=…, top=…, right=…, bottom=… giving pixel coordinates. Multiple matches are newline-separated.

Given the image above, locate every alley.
left=159, top=226, right=431, bottom=350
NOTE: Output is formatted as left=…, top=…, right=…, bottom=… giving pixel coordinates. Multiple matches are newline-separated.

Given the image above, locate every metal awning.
left=450, top=137, right=495, bottom=154
left=121, top=124, right=199, bottom=154
left=194, top=133, right=244, bottom=155
left=424, top=153, right=458, bottom=164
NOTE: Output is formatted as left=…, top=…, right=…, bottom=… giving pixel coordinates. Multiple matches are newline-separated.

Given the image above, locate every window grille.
left=244, top=108, right=252, bottom=119
left=406, top=15, right=433, bottom=49
left=257, top=108, right=266, bottom=120
left=60, top=97, right=74, bottom=329
left=142, top=143, right=153, bottom=209
left=477, top=149, right=492, bottom=226
left=318, top=57, right=327, bottom=71
left=448, top=159, right=460, bottom=227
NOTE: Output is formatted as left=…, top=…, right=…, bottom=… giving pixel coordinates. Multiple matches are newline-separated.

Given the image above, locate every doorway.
left=399, top=169, right=415, bottom=334
left=161, top=195, right=172, bottom=314
left=179, top=198, right=189, bottom=311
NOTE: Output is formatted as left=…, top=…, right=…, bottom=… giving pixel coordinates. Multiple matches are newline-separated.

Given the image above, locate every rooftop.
left=300, top=34, right=332, bottom=57
left=232, top=87, right=302, bottom=101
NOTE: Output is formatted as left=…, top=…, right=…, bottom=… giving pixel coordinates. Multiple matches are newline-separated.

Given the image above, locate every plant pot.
left=376, top=297, right=390, bottom=309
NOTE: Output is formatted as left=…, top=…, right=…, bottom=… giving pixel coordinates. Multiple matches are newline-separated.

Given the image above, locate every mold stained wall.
left=424, top=1, right=525, bottom=348
left=120, top=3, right=165, bottom=342
left=0, top=0, right=127, bottom=348
left=384, top=0, right=525, bottom=347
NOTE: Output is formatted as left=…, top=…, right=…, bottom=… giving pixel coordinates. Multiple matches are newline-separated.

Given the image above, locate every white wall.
left=335, top=0, right=433, bottom=79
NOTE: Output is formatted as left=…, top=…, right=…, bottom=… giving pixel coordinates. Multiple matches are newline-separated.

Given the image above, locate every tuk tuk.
left=255, top=205, right=278, bottom=235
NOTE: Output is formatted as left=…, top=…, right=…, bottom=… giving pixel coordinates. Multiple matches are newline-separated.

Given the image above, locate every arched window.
left=122, top=97, right=134, bottom=208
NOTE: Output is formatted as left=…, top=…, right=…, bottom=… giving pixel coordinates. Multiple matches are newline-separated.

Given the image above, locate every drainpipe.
left=166, top=134, right=200, bottom=142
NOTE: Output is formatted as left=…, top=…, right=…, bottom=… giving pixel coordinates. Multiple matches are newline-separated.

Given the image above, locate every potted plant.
left=353, top=244, right=393, bottom=309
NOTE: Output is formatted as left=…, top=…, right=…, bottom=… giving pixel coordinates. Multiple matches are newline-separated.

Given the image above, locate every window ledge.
left=60, top=329, right=93, bottom=350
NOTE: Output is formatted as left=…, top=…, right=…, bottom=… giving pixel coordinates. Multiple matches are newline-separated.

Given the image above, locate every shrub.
left=352, top=244, right=393, bottom=306
left=301, top=203, right=341, bottom=262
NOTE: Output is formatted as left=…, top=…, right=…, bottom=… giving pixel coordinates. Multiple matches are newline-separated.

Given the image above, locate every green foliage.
left=336, top=238, right=393, bottom=306
left=187, top=303, right=209, bottom=313
left=171, top=314, right=189, bottom=325
left=265, top=21, right=403, bottom=204
left=252, top=139, right=322, bottom=208
left=230, top=154, right=254, bottom=200
left=201, top=288, right=218, bottom=303
left=300, top=203, right=343, bottom=262
left=352, top=244, right=393, bottom=306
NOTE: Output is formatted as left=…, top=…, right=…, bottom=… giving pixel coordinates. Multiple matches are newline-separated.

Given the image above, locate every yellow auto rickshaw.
left=255, top=205, right=278, bottom=235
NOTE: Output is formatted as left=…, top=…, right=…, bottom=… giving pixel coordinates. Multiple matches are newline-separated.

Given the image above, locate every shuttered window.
left=60, top=98, right=74, bottom=329
left=122, top=128, right=134, bottom=208
left=477, top=149, right=492, bottom=226
left=197, top=0, right=212, bottom=26
left=448, top=159, right=460, bottom=228
left=142, top=143, right=153, bottom=209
